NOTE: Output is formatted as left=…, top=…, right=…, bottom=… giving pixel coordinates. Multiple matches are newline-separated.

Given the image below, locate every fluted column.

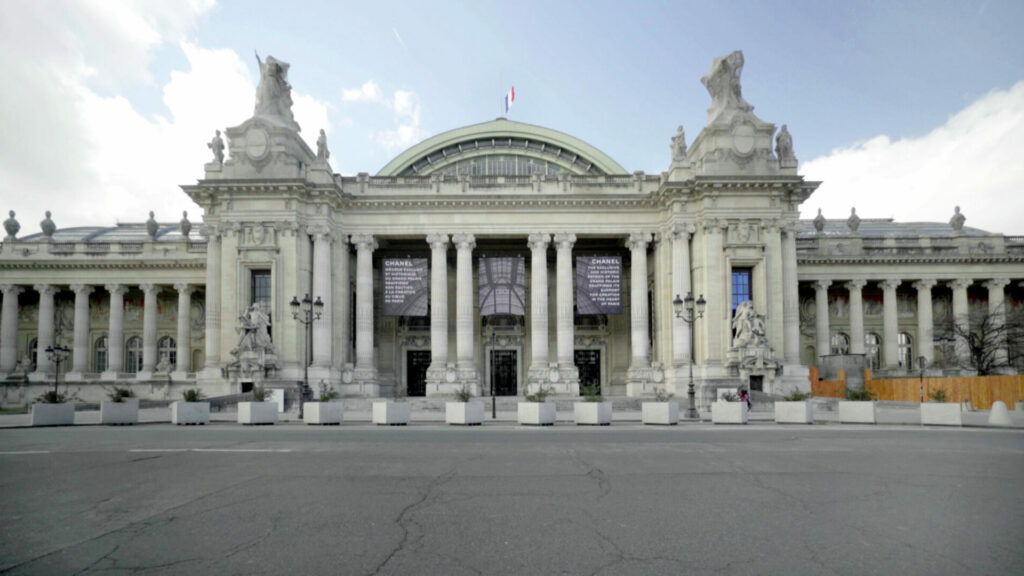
left=764, top=222, right=785, bottom=353
left=846, top=280, right=867, bottom=355
left=554, top=234, right=578, bottom=383
left=452, top=233, right=477, bottom=388
left=332, top=235, right=351, bottom=369
left=173, top=283, right=194, bottom=376
left=103, top=284, right=127, bottom=379
left=781, top=225, right=801, bottom=364
left=950, top=278, right=971, bottom=368
left=670, top=226, right=692, bottom=366
left=985, top=278, right=1011, bottom=369
left=0, top=285, right=24, bottom=374
left=201, top=227, right=221, bottom=373
left=352, top=234, right=378, bottom=380
left=626, top=232, right=651, bottom=395
left=67, top=284, right=94, bottom=377
left=813, top=280, right=831, bottom=364
left=527, top=234, right=551, bottom=387
left=312, top=229, right=333, bottom=368
left=138, top=283, right=160, bottom=378
left=881, top=279, right=901, bottom=369
left=425, top=234, right=450, bottom=393
left=913, top=279, right=937, bottom=366
left=32, top=284, right=57, bottom=377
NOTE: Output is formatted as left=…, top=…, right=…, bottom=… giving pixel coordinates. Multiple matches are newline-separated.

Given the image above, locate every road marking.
left=129, top=448, right=293, bottom=453
left=0, top=450, right=51, bottom=455
left=129, top=449, right=189, bottom=453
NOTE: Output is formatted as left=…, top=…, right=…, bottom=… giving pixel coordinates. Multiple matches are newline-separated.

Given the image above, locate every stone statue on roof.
left=207, top=130, right=224, bottom=165
left=254, top=52, right=299, bottom=130
left=40, top=211, right=55, bottom=240
left=847, top=207, right=861, bottom=233
left=316, top=129, right=330, bottom=163
left=701, top=50, right=754, bottom=124
left=4, top=211, right=19, bottom=241
left=775, top=124, right=794, bottom=162
left=950, top=206, right=966, bottom=232
left=670, top=125, right=687, bottom=163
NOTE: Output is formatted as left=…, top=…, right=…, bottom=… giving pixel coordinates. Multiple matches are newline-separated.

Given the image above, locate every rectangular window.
left=251, top=270, right=271, bottom=306
left=731, top=267, right=753, bottom=313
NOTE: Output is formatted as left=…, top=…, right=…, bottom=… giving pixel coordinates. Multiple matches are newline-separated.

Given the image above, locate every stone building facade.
left=2, top=51, right=1022, bottom=408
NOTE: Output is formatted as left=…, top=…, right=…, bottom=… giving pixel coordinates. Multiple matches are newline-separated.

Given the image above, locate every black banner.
left=576, top=256, right=622, bottom=315
left=383, top=258, right=429, bottom=316
left=478, top=257, right=526, bottom=316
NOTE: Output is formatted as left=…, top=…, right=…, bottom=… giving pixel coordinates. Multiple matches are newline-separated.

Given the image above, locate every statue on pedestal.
left=670, top=125, right=687, bottom=163
left=950, top=206, right=966, bottom=232
left=254, top=52, right=298, bottom=130
left=3, top=211, right=19, bottom=241
left=207, top=130, right=225, bottom=165
left=775, top=124, right=794, bottom=162
left=702, top=50, right=753, bottom=123
left=234, top=303, right=274, bottom=356
left=732, top=300, right=768, bottom=349
left=316, top=129, right=330, bottom=163
left=40, top=211, right=55, bottom=240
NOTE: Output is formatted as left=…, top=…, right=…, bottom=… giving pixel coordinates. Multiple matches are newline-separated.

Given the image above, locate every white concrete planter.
left=30, top=403, right=75, bottom=426
left=372, top=401, right=410, bottom=425
left=446, top=402, right=484, bottom=425
left=774, top=401, right=814, bottom=424
left=920, top=402, right=962, bottom=426
left=573, top=402, right=612, bottom=426
left=101, top=399, right=139, bottom=425
left=642, top=401, right=679, bottom=425
left=838, top=401, right=876, bottom=424
left=711, top=402, right=748, bottom=424
left=238, top=401, right=278, bottom=425
left=304, top=401, right=344, bottom=425
left=171, top=401, right=210, bottom=425
left=518, top=402, right=556, bottom=426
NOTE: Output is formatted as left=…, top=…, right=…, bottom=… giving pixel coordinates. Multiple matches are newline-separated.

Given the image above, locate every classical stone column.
left=985, top=278, right=1011, bottom=369
left=701, top=221, right=727, bottom=367
left=1, top=285, right=24, bottom=374
left=452, top=233, right=478, bottom=391
left=332, top=235, right=351, bottom=369
left=31, top=284, right=57, bottom=377
left=351, top=234, right=379, bottom=391
left=813, top=280, right=831, bottom=364
left=311, top=229, right=333, bottom=368
left=626, top=232, right=651, bottom=395
left=881, top=279, right=901, bottom=369
left=781, top=225, right=801, bottom=364
left=201, top=227, right=221, bottom=375
left=913, top=279, right=937, bottom=366
left=670, top=226, right=692, bottom=367
left=845, top=280, right=867, bottom=355
left=425, top=233, right=450, bottom=394
left=527, top=234, right=551, bottom=389
left=67, top=284, right=94, bottom=379
left=172, top=283, right=194, bottom=378
left=102, top=284, right=127, bottom=379
left=138, top=283, right=161, bottom=379
left=950, top=278, right=972, bottom=368
left=764, top=222, right=785, bottom=353
left=552, top=233, right=579, bottom=393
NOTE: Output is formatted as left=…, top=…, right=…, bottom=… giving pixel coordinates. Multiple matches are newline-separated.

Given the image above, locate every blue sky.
left=2, top=0, right=1023, bottom=232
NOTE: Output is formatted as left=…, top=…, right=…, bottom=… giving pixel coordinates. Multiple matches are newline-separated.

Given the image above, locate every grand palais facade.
left=2, top=51, right=1023, bottom=409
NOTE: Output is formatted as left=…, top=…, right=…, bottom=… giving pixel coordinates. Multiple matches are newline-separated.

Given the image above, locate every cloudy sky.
left=1, top=0, right=1022, bottom=234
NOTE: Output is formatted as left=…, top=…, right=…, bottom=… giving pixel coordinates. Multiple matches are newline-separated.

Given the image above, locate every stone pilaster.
left=881, top=279, right=901, bottom=369
left=200, top=226, right=222, bottom=379
left=949, top=278, right=972, bottom=369
left=700, top=220, right=727, bottom=369
left=171, top=283, right=194, bottom=379
left=764, top=222, right=785, bottom=354
left=985, top=278, right=1011, bottom=370
left=913, top=279, right=937, bottom=366
left=626, top=232, right=652, bottom=396
left=553, top=233, right=579, bottom=394
left=527, top=233, right=551, bottom=390
left=0, top=285, right=24, bottom=374
left=348, top=234, right=378, bottom=395
left=332, top=235, right=351, bottom=370
left=781, top=225, right=801, bottom=364
left=29, top=284, right=57, bottom=380
left=311, top=228, right=333, bottom=370
left=102, top=284, right=127, bottom=380
left=137, top=283, right=161, bottom=380
left=813, top=280, right=831, bottom=365
left=845, top=280, right=867, bottom=355
left=65, top=284, right=94, bottom=381
left=452, top=233, right=479, bottom=393
left=425, top=234, right=453, bottom=395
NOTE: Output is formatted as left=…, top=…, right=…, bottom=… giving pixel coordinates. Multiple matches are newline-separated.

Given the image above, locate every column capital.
left=452, top=233, right=476, bottom=251
left=912, top=278, right=938, bottom=291
left=104, top=284, right=128, bottom=296
left=350, top=233, right=377, bottom=252
left=0, top=284, right=24, bottom=297
left=625, top=232, right=652, bottom=251
left=881, top=278, right=901, bottom=290
left=814, top=279, right=831, bottom=291
left=33, top=284, right=58, bottom=297
left=670, top=222, right=695, bottom=240
left=426, top=233, right=450, bottom=250
left=844, top=279, right=867, bottom=292
left=527, top=233, right=551, bottom=251
left=553, top=233, right=576, bottom=249
left=199, top=224, right=221, bottom=240
left=984, top=278, right=1011, bottom=291
left=948, top=278, right=973, bottom=290
left=69, top=284, right=94, bottom=297
left=701, top=218, right=727, bottom=234
left=173, top=282, right=195, bottom=295
left=139, top=283, right=161, bottom=295
left=782, top=222, right=802, bottom=237
left=761, top=218, right=783, bottom=234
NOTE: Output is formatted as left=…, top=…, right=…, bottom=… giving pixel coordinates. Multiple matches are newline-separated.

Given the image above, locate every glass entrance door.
left=490, top=350, right=517, bottom=396
left=407, top=350, right=430, bottom=397
left=575, top=350, right=601, bottom=395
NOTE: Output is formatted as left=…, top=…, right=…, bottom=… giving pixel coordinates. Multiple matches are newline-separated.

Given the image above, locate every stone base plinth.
left=921, top=402, right=962, bottom=426
left=642, top=402, right=679, bottom=425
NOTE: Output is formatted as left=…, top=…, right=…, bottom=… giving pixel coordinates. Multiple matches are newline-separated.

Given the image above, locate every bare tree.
left=935, top=303, right=1024, bottom=375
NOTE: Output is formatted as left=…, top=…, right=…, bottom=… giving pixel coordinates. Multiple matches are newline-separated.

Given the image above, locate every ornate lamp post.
left=45, top=344, right=71, bottom=399
left=672, top=291, right=706, bottom=419
left=289, top=293, right=323, bottom=419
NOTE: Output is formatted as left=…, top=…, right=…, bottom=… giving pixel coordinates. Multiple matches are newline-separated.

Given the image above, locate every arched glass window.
left=898, top=332, right=913, bottom=369
left=158, top=336, right=176, bottom=369
left=125, top=336, right=143, bottom=373
left=93, top=336, right=107, bottom=373
left=831, top=332, right=850, bottom=355
left=865, top=333, right=881, bottom=370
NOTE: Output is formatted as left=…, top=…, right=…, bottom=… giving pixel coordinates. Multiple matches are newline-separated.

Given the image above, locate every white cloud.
left=342, top=80, right=384, bottom=104
left=802, top=81, right=1024, bottom=235
left=342, top=80, right=429, bottom=153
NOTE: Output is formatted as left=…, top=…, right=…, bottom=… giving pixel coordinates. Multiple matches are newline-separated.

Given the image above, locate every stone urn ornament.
left=3, top=210, right=19, bottom=240
left=40, top=210, right=56, bottom=240
left=146, top=211, right=158, bottom=240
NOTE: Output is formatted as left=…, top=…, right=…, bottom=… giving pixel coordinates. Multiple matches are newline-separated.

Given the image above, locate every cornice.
left=0, top=261, right=205, bottom=271
left=797, top=254, right=1024, bottom=265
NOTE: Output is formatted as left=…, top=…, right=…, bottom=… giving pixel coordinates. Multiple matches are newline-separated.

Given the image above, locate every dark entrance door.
left=748, top=375, right=764, bottom=392
left=575, top=350, right=601, bottom=395
left=490, top=350, right=517, bottom=396
left=407, top=350, right=430, bottom=397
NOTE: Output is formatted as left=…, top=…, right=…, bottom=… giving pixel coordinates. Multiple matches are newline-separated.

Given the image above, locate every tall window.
left=93, top=336, right=107, bottom=373
left=731, top=267, right=753, bottom=313
left=865, top=333, right=881, bottom=370
left=898, top=333, right=913, bottom=369
left=251, top=270, right=271, bottom=307
left=125, top=336, right=143, bottom=373
left=158, top=336, right=176, bottom=369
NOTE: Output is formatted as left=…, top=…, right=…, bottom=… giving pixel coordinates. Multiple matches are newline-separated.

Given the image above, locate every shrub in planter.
left=172, top=388, right=210, bottom=425
left=304, top=381, right=344, bottom=425
left=518, top=386, right=556, bottom=426
left=446, top=386, right=484, bottom=425
left=31, top=391, right=75, bottom=427
left=573, top=385, right=612, bottom=425
left=101, top=387, right=139, bottom=425
left=238, top=387, right=278, bottom=425
left=642, top=388, right=678, bottom=425
left=711, top=399, right=748, bottom=424
left=372, top=401, right=410, bottom=425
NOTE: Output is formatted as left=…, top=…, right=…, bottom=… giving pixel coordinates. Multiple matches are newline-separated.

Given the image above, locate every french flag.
left=504, top=86, right=515, bottom=114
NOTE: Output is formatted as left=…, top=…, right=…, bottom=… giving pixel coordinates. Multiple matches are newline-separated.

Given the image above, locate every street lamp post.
left=45, top=344, right=71, bottom=400
left=672, top=291, right=706, bottom=420
left=290, top=293, right=323, bottom=419
left=917, top=355, right=927, bottom=403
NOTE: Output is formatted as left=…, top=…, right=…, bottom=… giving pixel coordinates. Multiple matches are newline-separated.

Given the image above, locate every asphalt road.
left=1, top=424, right=1022, bottom=575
